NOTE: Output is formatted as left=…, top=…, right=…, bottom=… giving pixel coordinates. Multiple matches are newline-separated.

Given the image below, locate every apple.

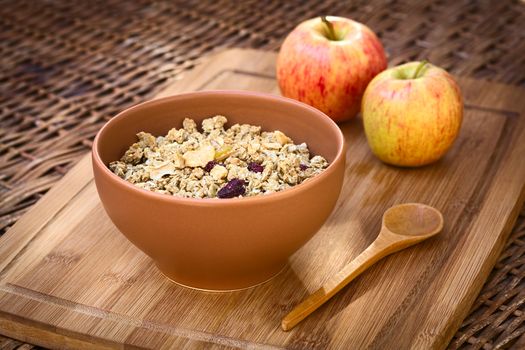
left=276, top=16, right=387, bottom=122
left=361, top=61, right=463, bottom=167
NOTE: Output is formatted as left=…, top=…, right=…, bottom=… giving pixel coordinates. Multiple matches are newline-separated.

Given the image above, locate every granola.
left=109, top=116, right=329, bottom=199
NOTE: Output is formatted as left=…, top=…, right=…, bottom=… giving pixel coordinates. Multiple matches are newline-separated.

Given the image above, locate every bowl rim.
left=92, top=90, right=346, bottom=207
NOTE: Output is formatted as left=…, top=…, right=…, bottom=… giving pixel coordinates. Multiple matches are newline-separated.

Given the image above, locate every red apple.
left=277, top=16, right=387, bottom=122
left=361, top=61, right=463, bottom=167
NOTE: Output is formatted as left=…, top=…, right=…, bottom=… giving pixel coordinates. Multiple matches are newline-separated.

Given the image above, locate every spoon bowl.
left=383, top=203, right=444, bottom=237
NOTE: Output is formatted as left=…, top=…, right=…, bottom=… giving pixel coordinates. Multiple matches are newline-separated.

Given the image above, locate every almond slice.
left=183, top=145, right=215, bottom=167
left=148, top=162, right=176, bottom=180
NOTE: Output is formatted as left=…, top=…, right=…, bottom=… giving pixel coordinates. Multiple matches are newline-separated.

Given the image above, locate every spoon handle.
left=281, top=236, right=395, bottom=331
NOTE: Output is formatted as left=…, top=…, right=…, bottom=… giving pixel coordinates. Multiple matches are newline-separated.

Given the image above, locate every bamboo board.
left=1, top=49, right=525, bottom=349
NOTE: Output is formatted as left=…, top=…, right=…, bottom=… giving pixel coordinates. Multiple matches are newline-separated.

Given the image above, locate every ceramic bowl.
left=92, top=90, right=346, bottom=291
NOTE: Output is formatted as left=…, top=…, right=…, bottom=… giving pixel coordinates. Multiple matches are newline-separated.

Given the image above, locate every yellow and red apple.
left=362, top=61, right=463, bottom=167
left=277, top=16, right=387, bottom=122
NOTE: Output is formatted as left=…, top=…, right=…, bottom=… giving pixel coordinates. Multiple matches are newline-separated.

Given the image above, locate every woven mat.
left=1, top=0, right=524, bottom=348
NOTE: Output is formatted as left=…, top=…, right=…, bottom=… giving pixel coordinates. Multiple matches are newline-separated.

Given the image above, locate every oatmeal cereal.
left=109, top=116, right=329, bottom=199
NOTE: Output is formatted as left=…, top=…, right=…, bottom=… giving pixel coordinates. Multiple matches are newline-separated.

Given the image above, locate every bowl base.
left=155, top=262, right=287, bottom=292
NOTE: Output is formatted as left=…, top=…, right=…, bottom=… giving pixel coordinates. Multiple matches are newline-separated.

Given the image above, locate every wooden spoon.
left=281, top=203, right=444, bottom=331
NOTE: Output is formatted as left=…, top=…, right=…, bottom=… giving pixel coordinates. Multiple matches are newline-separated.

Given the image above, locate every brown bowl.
left=92, top=90, right=346, bottom=291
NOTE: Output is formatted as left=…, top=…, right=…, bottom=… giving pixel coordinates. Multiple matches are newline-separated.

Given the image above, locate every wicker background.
left=1, top=0, right=524, bottom=349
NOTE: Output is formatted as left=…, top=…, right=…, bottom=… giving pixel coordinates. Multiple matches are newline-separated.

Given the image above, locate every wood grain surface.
left=1, top=49, right=524, bottom=349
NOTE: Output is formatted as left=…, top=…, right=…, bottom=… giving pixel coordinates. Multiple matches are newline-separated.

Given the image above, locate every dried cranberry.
left=247, top=162, right=264, bottom=173
left=217, top=178, right=246, bottom=199
left=299, top=164, right=309, bottom=171
left=204, top=160, right=218, bottom=172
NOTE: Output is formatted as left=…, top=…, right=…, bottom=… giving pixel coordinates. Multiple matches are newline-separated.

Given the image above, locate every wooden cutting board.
left=1, top=49, right=525, bottom=350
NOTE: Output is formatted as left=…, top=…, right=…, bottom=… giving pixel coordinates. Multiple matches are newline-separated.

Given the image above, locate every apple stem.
left=412, top=60, right=429, bottom=79
left=321, top=16, right=338, bottom=41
